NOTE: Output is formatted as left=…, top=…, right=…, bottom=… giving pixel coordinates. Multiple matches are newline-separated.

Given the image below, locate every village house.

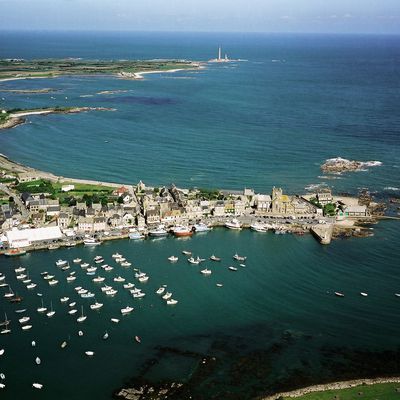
left=316, top=190, right=333, bottom=206
left=146, top=207, right=161, bottom=225
left=212, top=201, right=225, bottom=217
left=17, top=172, right=40, bottom=183
left=57, top=212, right=70, bottom=229
left=339, top=205, right=369, bottom=218
left=253, top=194, right=272, bottom=211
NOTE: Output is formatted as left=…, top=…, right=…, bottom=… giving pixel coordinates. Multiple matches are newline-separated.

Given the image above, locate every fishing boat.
left=48, top=279, right=59, bottom=286
left=129, top=230, right=144, bottom=240
left=22, top=325, right=32, bottom=331
left=19, top=316, right=30, bottom=324
left=166, top=299, right=178, bottom=305
left=66, top=276, right=76, bottom=282
left=90, top=302, right=103, bottom=310
left=134, top=336, right=141, bottom=343
left=104, top=265, right=114, bottom=272
left=225, top=219, right=242, bottom=230
left=61, top=264, right=70, bottom=271
left=46, top=301, right=56, bottom=317
left=85, top=351, right=95, bottom=357
left=68, top=309, right=78, bottom=315
left=115, top=257, right=126, bottom=263
left=201, top=268, right=212, bottom=275
left=16, top=273, right=27, bottom=280
left=112, top=253, right=122, bottom=258
left=43, top=274, right=54, bottom=280
left=148, top=225, right=168, bottom=237
left=193, top=223, right=211, bottom=232
left=92, top=276, right=105, bottom=283
left=121, top=306, right=134, bottom=314
left=106, top=289, right=118, bottom=296
left=182, top=250, right=192, bottom=255
left=25, top=282, right=36, bottom=289
left=133, top=292, right=146, bottom=298
left=228, top=266, right=238, bottom=271
left=123, top=282, right=135, bottom=289
left=173, top=225, right=193, bottom=237
left=37, top=299, right=47, bottom=313
left=0, top=383, right=5, bottom=389
left=334, top=292, right=345, bottom=297
left=100, top=285, right=112, bottom=292
left=4, top=248, right=26, bottom=257
left=73, top=258, right=82, bottom=263
left=233, top=253, right=247, bottom=261
left=69, top=302, right=76, bottom=307
left=94, top=258, right=104, bottom=264
left=87, top=266, right=97, bottom=273
left=81, top=292, right=95, bottom=298
left=216, top=283, right=223, bottom=287
left=114, top=276, right=126, bottom=282
left=162, top=292, right=172, bottom=300
left=210, top=255, right=221, bottom=261
left=35, top=357, right=41, bottom=365
left=0, top=275, right=5, bottom=282
left=83, top=237, right=100, bottom=246
left=32, top=383, right=43, bottom=389
left=156, top=287, right=165, bottom=295
left=111, top=318, right=120, bottom=323
left=138, top=276, right=149, bottom=283
left=168, top=256, right=179, bottom=262
left=77, top=306, right=87, bottom=323
left=187, top=257, right=200, bottom=265
left=15, top=266, right=26, bottom=273
left=80, top=262, right=89, bottom=268
left=93, top=255, right=103, bottom=261
left=250, top=222, right=267, bottom=232
left=360, top=292, right=368, bottom=297
left=55, top=259, right=68, bottom=267
left=121, top=261, right=132, bottom=267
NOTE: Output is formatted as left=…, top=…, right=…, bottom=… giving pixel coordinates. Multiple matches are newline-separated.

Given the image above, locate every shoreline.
left=261, top=376, right=400, bottom=399
left=0, top=106, right=116, bottom=130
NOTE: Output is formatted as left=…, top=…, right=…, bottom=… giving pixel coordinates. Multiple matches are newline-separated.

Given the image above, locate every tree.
left=8, top=196, right=14, bottom=203
left=117, top=196, right=124, bottom=204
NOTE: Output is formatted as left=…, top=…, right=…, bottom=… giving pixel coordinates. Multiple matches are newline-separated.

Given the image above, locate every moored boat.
left=225, top=219, right=242, bottom=230
left=193, top=223, right=211, bottom=232
left=83, top=237, right=100, bottom=246
left=210, top=255, right=221, bottom=261
left=173, top=225, right=193, bottom=237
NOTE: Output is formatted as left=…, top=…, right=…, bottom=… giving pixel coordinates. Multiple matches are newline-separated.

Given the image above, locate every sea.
left=0, top=31, right=399, bottom=399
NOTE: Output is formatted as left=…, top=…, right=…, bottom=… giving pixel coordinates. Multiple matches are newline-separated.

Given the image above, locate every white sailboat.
left=46, top=301, right=56, bottom=317
left=37, top=299, right=47, bottom=313
left=76, top=306, right=87, bottom=323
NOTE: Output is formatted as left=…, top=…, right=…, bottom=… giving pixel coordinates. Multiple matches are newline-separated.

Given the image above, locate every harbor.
left=0, top=224, right=400, bottom=399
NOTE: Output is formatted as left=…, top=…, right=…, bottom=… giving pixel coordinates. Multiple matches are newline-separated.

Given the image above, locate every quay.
left=310, top=223, right=334, bottom=245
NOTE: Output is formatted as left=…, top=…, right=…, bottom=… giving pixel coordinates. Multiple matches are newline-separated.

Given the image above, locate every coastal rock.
left=321, top=157, right=382, bottom=174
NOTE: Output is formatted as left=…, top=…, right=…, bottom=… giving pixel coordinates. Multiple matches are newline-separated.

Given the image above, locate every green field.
left=282, top=382, right=400, bottom=400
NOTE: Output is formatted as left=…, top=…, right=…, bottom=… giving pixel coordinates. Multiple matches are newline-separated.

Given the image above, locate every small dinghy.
left=360, top=292, right=368, bottom=297
left=134, top=336, right=141, bottom=343
left=334, top=292, right=345, bottom=297
left=111, top=318, right=120, bottom=323
left=61, top=341, right=67, bottom=348
left=35, top=357, right=41, bottom=365
left=31, top=341, right=36, bottom=347
left=78, top=330, right=84, bottom=337
left=85, top=351, right=94, bottom=356
left=103, top=331, right=109, bottom=340
left=32, top=383, right=43, bottom=389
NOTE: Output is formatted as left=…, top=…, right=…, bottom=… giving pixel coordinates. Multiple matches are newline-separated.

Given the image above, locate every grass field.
left=282, top=383, right=400, bottom=400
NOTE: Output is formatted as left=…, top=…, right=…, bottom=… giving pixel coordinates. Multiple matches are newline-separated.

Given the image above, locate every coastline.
left=261, top=376, right=400, bottom=399
left=0, top=106, right=116, bottom=130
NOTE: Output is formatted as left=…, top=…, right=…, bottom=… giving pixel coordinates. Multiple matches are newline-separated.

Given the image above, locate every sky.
left=0, top=0, right=399, bottom=34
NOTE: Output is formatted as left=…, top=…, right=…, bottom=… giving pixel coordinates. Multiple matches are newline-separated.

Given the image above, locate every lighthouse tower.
left=218, top=46, right=222, bottom=61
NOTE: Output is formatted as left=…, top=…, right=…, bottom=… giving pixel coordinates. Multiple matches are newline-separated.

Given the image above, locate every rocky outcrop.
left=321, top=157, right=382, bottom=173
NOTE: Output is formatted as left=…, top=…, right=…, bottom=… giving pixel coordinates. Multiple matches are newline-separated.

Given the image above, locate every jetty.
left=310, top=223, right=334, bottom=245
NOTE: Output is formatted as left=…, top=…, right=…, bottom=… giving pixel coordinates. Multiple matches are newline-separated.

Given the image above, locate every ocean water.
left=0, top=32, right=399, bottom=193
left=0, top=32, right=399, bottom=399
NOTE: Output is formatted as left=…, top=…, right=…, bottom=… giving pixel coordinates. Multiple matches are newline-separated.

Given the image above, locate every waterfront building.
left=316, top=190, right=333, bottom=206
left=213, top=201, right=225, bottom=217
left=6, top=226, right=63, bottom=248
left=338, top=205, right=369, bottom=218
left=271, top=187, right=294, bottom=215
left=146, top=207, right=161, bottom=225
left=136, top=215, right=146, bottom=231
left=254, top=194, right=272, bottom=211
left=46, top=205, right=61, bottom=217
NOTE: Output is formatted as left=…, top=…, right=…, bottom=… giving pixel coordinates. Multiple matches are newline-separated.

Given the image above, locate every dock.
left=310, top=223, right=333, bottom=245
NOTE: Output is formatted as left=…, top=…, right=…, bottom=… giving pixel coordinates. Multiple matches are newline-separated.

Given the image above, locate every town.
left=0, top=164, right=375, bottom=254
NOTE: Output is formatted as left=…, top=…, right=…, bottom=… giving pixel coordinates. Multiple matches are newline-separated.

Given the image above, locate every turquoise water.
left=0, top=32, right=399, bottom=399
left=0, top=32, right=399, bottom=193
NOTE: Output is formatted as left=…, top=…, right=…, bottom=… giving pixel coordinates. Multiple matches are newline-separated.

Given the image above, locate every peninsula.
left=0, top=58, right=200, bottom=82
left=0, top=106, right=116, bottom=130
